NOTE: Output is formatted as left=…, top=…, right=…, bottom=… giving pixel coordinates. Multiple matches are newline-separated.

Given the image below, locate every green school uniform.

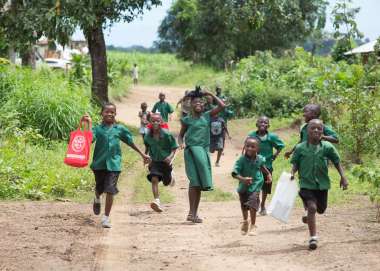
left=300, top=123, right=338, bottom=142
left=218, top=107, right=234, bottom=124
left=232, top=155, right=266, bottom=193
left=182, top=111, right=213, bottom=191
left=152, top=101, right=174, bottom=122
left=144, top=129, right=178, bottom=162
left=248, top=131, right=285, bottom=170
left=91, top=123, right=134, bottom=171
left=290, top=141, right=340, bottom=190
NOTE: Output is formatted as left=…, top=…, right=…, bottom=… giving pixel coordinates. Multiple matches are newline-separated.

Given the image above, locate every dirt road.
left=94, top=85, right=380, bottom=271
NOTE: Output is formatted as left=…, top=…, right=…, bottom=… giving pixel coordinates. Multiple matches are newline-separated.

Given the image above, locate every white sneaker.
left=101, top=215, right=112, bottom=228
left=150, top=199, right=163, bottom=212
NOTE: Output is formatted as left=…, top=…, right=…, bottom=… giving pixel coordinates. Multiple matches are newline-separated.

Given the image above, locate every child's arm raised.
left=203, top=91, right=225, bottom=117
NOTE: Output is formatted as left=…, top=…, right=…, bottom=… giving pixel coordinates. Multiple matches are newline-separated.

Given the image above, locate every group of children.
left=80, top=87, right=348, bottom=250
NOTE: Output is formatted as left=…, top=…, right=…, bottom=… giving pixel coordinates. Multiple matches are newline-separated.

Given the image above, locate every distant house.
left=344, top=40, right=379, bottom=63
left=36, top=37, right=88, bottom=61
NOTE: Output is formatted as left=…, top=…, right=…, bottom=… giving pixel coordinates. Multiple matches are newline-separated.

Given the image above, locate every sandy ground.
left=1, top=85, right=379, bottom=271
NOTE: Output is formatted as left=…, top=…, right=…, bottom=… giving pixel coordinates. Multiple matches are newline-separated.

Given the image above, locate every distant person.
left=144, top=114, right=178, bottom=212
left=176, top=90, right=192, bottom=118
left=215, top=86, right=226, bottom=100
left=290, top=119, right=348, bottom=250
left=138, top=102, right=150, bottom=140
left=152, top=92, right=174, bottom=123
left=247, top=116, right=285, bottom=216
left=209, top=114, right=226, bottom=167
left=232, top=137, right=272, bottom=236
left=132, top=64, right=139, bottom=85
left=81, top=103, right=150, bottom=228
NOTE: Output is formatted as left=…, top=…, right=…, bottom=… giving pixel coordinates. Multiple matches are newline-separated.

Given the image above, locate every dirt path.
left=95, top=85, right=380, bottom=271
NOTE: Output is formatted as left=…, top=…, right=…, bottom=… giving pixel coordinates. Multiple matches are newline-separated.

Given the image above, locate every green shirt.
left=232, top=155, right=266, bottom=193
left=248, top=131, right=285, bottom=170
left=182, top=111, right=211, bottom=148
left=218, top=107, right=234, bottom=124
left=91, top=124, right=134, bottom=171
left=152, top=101, right=174, bottom=122
left=300, top=123, right=338, bottom=142
left=144, top=129, right=179, bottom=162
left=290, top=141, right=340, bottom=190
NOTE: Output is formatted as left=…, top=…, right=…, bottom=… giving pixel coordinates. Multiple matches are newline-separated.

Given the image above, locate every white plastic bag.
left=268, top=172, right=298, bottom=223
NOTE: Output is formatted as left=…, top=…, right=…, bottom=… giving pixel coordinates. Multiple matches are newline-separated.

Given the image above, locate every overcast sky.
left=74, top=0, right=380, bottom=47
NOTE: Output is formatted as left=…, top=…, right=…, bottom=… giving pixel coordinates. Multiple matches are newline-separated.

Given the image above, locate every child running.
left=144, top=113, right=178, bottom=212
left=290, top=119, right=348, bottom=250
left=178, top=88, right=225, bottom=223
left=232, top=137, right=272, bottom=236
left=138, top=102, right=150, bottom=140
left=285, top=104, right=338, bottom=158
left=152, top=92, right=174, bottom=123
left=210, top=114, right=226, bottom=167
left=248, top=116, right=285, bottom=215
left=82, top=103, right=150, bottom=228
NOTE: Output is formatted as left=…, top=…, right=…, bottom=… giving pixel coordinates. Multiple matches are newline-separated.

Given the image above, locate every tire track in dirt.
left=95, top=85, right=380, bottom=271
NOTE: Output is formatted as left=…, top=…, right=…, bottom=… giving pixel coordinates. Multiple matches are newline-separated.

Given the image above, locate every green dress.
left=182, top=111, right=213, bottom=191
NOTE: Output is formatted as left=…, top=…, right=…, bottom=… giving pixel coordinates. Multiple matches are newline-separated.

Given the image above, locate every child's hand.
left=340, top=177, right=348, bottom=190
left=81, top=114, right=92, bottom=123
left=142, top=154, right=151, bottom=164
left=284, top=151, right=292, bottom=159
left=266, top=174, right=272, bottom=184
left=240, top=177, right=252, bottom=186
left=180, top=143, right=185, bottom=150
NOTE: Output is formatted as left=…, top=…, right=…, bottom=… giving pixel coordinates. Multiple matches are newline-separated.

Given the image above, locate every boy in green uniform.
left=248, top=116, right=285, bottom=215
left=178, top=89, right=225, bottom=223
left=285, top=104, right=338, bottom=159
left=232, top=137, right=272, bottom=236
left=290, top=119, right=348, bottom=250
left=144, top=114, right=178, bottom=212
left=152, top=92, right=174, bottom=123
left=82, top=103, right=150, bottom=228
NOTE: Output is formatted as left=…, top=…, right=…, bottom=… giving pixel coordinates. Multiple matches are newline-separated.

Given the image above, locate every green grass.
left=131, top=170, right=175, bottom=204
left=201, top=187, right=235, bottom=202
left=108, top=51, right=225, bottom=87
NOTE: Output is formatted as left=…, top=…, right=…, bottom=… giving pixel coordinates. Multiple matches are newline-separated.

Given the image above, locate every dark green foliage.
left=157, top=0, right=328, bottom=68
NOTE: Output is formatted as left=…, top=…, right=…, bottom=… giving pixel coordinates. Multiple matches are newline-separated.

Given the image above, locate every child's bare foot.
left=150, top=199, right=163, bottom=213
left=241, top=220, right=249, bottom=235
left=248, top=224, right=257, bottom=236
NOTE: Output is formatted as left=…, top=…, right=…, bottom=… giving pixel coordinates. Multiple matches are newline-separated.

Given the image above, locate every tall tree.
left=157, top=0, right=328, bottom=68
left=331, top=0, right=363, bottom=62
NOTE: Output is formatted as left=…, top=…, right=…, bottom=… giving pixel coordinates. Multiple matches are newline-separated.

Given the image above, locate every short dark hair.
left=304, top=104, right=321, bottom=117
left=101, top=102, right=116, bottom=112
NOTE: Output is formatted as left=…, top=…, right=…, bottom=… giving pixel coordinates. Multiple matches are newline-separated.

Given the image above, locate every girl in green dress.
left=178, top=88, right=225, bottom=223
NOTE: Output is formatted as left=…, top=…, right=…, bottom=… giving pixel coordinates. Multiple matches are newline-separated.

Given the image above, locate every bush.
left=0, top=66, right=95, bottom=140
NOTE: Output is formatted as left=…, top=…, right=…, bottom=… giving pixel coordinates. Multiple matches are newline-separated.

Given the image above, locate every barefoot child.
left=290, top=119, right=348, bottom=250
left=138, top=102, right=150, bottom=140
left=82, top=103, right=150, bottom=228
left=285, top=104, right=338, bottom=159
left=248, top=116, right=285, bottom=215
left=178, top=88, right=225, bottom=223
left=232, top=137, right=272, bottom=236
left=152, top=92, right=174, bottom=123
left=144, top=113, right=178, bottom=212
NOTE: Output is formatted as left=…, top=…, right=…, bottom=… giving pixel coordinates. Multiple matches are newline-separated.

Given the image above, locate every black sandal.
left=192, top=216, right=203, bottom=223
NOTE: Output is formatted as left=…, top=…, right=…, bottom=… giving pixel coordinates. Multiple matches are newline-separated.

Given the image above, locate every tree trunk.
left=8, top=46, right=16, bottom=64
left=20, top=46, right=36, bottom=68
left=86, top=24, right=109, bottom=105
